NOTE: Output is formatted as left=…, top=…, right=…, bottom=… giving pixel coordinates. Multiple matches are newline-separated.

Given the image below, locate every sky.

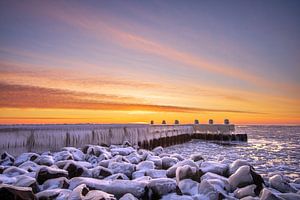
left=0, top=0, right=299, bottom=125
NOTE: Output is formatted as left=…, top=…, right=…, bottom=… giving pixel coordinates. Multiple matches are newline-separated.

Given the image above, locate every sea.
left=165, top=125, right=300, bottom=180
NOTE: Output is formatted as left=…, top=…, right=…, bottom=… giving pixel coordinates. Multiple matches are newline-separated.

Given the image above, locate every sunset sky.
left=0, top=1, right=299, bottom=124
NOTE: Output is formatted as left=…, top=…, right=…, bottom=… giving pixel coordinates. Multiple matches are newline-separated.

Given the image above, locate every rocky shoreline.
left=0, top=142, right=299, bottom=200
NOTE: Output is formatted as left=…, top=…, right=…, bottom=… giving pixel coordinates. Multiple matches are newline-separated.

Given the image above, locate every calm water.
left=165, top=126, right=300, bottom=180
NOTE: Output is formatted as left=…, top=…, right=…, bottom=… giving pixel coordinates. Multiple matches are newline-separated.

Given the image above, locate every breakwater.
left=0, top=123, right=247, bottom=155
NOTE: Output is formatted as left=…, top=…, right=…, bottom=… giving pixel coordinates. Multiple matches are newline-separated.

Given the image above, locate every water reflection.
left=165, top=126, right=300, bottom=180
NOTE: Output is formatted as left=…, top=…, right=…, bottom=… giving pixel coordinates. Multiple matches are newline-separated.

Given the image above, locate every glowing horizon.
left=0, top=1, right=299, bottom=125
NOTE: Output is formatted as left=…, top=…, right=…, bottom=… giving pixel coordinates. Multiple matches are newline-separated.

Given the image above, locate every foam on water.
left=165, top=125, right=300, bottom=180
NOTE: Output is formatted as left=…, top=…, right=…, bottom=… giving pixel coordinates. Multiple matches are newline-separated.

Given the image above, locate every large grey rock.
left=63, top=160, right=88, bottom=178
left=166, top=160, right=199, bottom=178
left=108, top=162, right=135, bottom=178
left=85, top=145, right=109, bottom=157
left=136, top=161, right=155, bottom=171
left=69, top=183, right=89, bottom=200
left=152, top=146, right=164, bottom=156
left=18, top=161, right=39, bottom=172
left=198, top=179, right=225, bottom=200
left=104, top=173, right=129, bottom=180
left=234, top=184, right=257, bottom=199
left=119, top=193, right=138, bottom=200
left=229, top=159, right=250, bottom=175
left=62, top=147, right=85, bottom=161
left=111, top=147, right=135, bottom=156
left=229, top=165, right=264, bottom=191
left=3, top=166, right=28, bottom=177
left=84, top=190, right=116, bottom=200
left=53, top=150, right=73, bottom=162
left=132, top=170, right=145, bottom=179
left=206, top=178, right=231, bottom=194
left=161, top=193, right=194, bottom=200
left=162, top=157, right=178, bottom=169
left=190, top=153, right=204, bottom=162
left=170, top=153, right=185, bottom=161
left=260, top=188, right=285, bottom=200
left=14, top=175, right=38, bottom=193
left=125, top=152, right=142, bottom=164
left=0, top=184, right=36, bottom=200
left=36, top=166, right=68, bottom=184
left=178, top=179, right=199, bottom=195
left=201, top=172, right=229, bottom=184
left=146, top=155, right=162, bottom=169
left=148, top=178, right=177, bottom=198
left=269, top=175, right=297, bottom=193
left=176, top=165, right=199, bottom=183
left=277, top=193, right=300, bottom=200
left=0, top=174, right=17, bottom=184
left=34, top=155, right=54, bottom=166
left=69, top=177, right=147, bottom=199
left=240, top=196, right=259, bottom=200
left=0, top=152, right=15, bottom=166
left=201, top=161, right=228, bottom=176
left=41, top=177, right=69, bottom=190
left=89, top=166, right=113, bottom=179
left=36, top=188, right=72, bottom=199
left=146, top=169, right=166, bottom=179
left=14, top=153, right=39, bottom=166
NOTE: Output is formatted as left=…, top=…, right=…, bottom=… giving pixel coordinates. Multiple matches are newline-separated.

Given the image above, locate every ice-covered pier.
left=0, top=121, right=247, bottom=155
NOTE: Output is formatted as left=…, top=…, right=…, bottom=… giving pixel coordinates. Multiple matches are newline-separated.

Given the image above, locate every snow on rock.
left=110, top=147, right=135, bottom=156
left=229, top=159, right=250, bottom=176
left=269, top=174, right=298, bottom=193
left=36, top=166, right=68, bottom=184
left=176, top=165, right=199, bottom=183
left=200, top=161, right=229, bottom=176
left=146, top=169, right=167, bottom=179
left=162, top=157, right=178, bottom=169
left=69, top=177, right=147, bottom=198
left=36, top=188, right=72, bottom=199
left=0, top=183, right=36, bottom=200
left=3, top=166, right=28, bottom=177
left=14, top=175, right=38, bottom=193
left=108, top=162, right=135, bottom=178
left=104, top=173, right=129, bottom=181
left=229, top=165, right=254, bottom=189
left=190, top=153, right=204, bottom=162
left=178, top=179, right=199, bottom=196
left=166, top=159, right=198, bottom=178
left=146, top=155, right=162, bottom=169
left=0, top=137, right=298, bottom=200
left=148, top=178, right=177, bottom=198
left=34, top=155, right=54, bottom=166
left=234, top=184, right=257, bottom=199
left=41, top=177, right=69, bottom=190
left=152, top=146, right=164, bottom=156
left=119, top=193, right=138, bottom=200
left=136, top=160, right=155, bottom=171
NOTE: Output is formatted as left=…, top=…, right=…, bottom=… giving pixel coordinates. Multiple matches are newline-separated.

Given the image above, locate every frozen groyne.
left=0, top=123, right=247, bottom=155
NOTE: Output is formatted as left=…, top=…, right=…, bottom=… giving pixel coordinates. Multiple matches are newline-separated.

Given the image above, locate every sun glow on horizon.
left=0, top=1, right=299, bottom=125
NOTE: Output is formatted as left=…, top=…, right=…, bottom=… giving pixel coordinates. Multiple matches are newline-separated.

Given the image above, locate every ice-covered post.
left=174, top=120, right=179, bottom=124
left=162, top=120, right=166, bottom=124
left=209, top=119, right=214, bottom=124
left=150, top=120, right=154, bottom=125
left=224, top=119, right=230, bottom=124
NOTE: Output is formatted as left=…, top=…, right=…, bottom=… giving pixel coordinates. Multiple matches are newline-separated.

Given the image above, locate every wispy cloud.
left=43, top=5, right=300, bottom=94
left=0, top=59, right=159, bottom=89
left=0, top=82, right=262, bottom=114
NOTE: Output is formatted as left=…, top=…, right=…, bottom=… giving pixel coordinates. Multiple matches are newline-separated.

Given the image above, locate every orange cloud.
left=0, top=82, right=261, bottom=114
